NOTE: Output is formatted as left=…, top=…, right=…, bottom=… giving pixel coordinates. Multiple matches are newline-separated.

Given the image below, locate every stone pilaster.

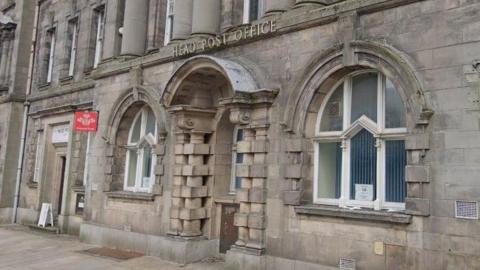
left=168, top=106, right=215, bottom=237
left=220, top=89, right=278, bottom=255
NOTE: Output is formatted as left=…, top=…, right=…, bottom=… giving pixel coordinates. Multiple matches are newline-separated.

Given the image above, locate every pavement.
left=0, top=225, right=226, bottom=270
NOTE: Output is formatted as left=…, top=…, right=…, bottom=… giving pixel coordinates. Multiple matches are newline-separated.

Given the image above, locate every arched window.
left=314, top=71, right=407, bottom=210
left=124, top=106, right=157, bottom=192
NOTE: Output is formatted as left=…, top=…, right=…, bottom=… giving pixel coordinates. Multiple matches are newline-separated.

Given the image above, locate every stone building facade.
left=1, top=0, right=480, bottom=269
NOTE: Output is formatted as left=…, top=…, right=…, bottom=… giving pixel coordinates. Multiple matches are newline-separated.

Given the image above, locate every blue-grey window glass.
left=385, top=140, right=407, bottom=202
left=385, top=79, right=406, bottom=128
left=320, top=84, right=343, bottom=131
left=249, top=0, right=259, bottom=21
left=351, top=73, right=378, bottom=123
left=350, top=129, right=377, bottom=200
left=318, top=142, right=342, bottom=199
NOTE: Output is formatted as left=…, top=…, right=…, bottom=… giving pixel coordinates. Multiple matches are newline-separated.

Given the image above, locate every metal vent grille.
left=339, top=258, right=356, bottom=270
left=455, top=200, right=478, bottom=219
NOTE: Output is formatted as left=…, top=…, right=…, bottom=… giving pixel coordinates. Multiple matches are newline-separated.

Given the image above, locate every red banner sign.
left=74, top=111, right=98, bottom=132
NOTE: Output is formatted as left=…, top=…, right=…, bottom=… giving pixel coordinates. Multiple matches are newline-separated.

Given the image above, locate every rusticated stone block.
left=181, top=186, right=208, bottom=198
left=284, top=164, right=302, bottom=179
left=237, top=141, right=252, bottom=153
left=250, top=188, right=266, bottom=203
left=154, top=144, right=166, bottom=155
left=179, top=208, right=207, bottom=220
left=285, top=139, right=303, bottom=152
left=234, top=213, right=248, bottom=227
left=174, top=144, right=184, bottom=154
left=405, top=198, right=430, bottom=216
left=174, top=165, right=183, bottom=176
left=406, top=165, right=430, bottom=183
left=250, top=165, right=267, bottom=178
left=170, top=206, right=180, bottom=218
left=183, top=143, right=210, bottom=155
left=237, top=188, right=249, bottom=202
left=252, top=140, right=268, bottom=153
left=154, top=164, right=164, bottom=176
left=406, top=134, right=429, bottom=150
left=282, top=190, right=302, bottom=205
left=248, top=213, right=266, bottom=229
left=182, top=165, right=209, bottom=176
left=236, top=164, right=251, bottom=177
left=172, top=185, right=182, bottom=197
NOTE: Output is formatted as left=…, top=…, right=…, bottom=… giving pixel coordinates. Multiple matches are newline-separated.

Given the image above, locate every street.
left=0, top=225, right=226, bottom=270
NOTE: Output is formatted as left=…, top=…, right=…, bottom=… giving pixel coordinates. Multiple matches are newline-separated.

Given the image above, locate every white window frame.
left=46, top=29, right=56, bottom=83
left=68, top=19, right=78, bottom=76
left=243, top=0, right=264, bottom=24
left=164, top=0, right=174, bottom=45
left=93, top=8, right=104, bottom=68
left=124, top=106, right=157, bottom=193
left=33, top=131, right=45, bottom=183
left=313, top=71, right=407, bottom=211
left=229, top=127, right=244, bottom=194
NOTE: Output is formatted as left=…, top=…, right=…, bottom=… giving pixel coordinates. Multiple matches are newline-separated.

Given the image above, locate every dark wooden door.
left=219, top=203, right=239, bottom=253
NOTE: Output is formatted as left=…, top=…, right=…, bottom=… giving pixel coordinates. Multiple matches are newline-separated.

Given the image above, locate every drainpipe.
left=12, top=2, right=40, bottom=223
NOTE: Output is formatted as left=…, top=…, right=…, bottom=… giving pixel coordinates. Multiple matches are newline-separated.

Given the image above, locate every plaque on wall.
left=355, top=184, right=373, bottom=201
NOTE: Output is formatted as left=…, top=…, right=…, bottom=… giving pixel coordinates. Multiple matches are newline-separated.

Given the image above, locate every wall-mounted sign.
left=74, top=111, right=99, bottom=132
left=173, top=20, right=277, bottom=57
left=355, top=184, right=373, bottom=201
left=51, top=124, right=70, bottom=143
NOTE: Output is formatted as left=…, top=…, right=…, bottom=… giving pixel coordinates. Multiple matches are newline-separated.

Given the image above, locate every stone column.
left=168, top=106, right=215, bottom=237
left=263, top=0, right=295, bottom=16
left=220, top=0, right=234, bottom=32
left=120, top=0, right=149, bottom=56
left=191, top=0, right=220, bottom=36
left=102, top=0, right=124, bottom=60
left=171, top=0, right=193, bottom=41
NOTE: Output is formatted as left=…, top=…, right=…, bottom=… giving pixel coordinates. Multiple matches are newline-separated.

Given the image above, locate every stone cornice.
left=90, top=0, right=424, bottom=80
left=27, top=80, right=95, bottom=102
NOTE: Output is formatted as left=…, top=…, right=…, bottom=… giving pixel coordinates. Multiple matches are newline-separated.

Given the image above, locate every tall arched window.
left=124, top=106, right=157, bottom=192
left=314, top=71, right=407, bottom=210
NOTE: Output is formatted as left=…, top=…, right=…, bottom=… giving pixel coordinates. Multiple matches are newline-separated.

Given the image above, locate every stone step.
left=27, top=224, right=60, bottom=234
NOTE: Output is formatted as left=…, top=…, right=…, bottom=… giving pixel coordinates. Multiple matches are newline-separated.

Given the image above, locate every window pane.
left=351, top=73, right=378, bottom=123
left=130, top=114, right=141, bottom=143
left=146, top=108, right=156, bottom=136
left=385, top=140, right=407, bottom=203
left=236, top=153, right=244, bottom=164
left=317, top=142, right=342, bottom=199
left=142, top=146, right=153, bottom=188
left=235, top=177, right=242, bottom=189
left=249, top=0, right=259, bottom=21
left=320, top=84, right=343, bottom=131
left=350, top=129, right=377, bottom=201
left=127, top=150, right=137, bottom=187
left=236, top=129, right=244, bottom=142
left=385, top=79, right=406, bottom=128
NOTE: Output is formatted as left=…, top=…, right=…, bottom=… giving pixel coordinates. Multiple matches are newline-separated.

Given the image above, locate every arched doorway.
left=162, top=55, right=277, bottom=254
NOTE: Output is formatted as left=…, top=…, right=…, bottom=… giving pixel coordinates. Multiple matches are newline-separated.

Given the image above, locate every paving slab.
left=0, top=225, right=226, bottom=270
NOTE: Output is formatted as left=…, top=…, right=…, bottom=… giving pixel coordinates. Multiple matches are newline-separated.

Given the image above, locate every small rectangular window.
left=243, top=0, right=264, bottom=24
left=67, top=19, right=79, bottom=76
left=46, top=29, right=56, bottom=83
left=230, top=128, right=245, bottom=193
left=33, top=131, right=45, bottom=183
left=164, top=0, right=174, bottom=45
left=93, top=7, right=105, bottom=68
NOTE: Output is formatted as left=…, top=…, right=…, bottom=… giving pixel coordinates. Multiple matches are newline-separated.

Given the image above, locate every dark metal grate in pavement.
left=80, top=247, right=143, bottom=261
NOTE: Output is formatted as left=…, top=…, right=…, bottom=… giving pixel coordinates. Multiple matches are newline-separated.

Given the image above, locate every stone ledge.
left=105, top=191, right=155, bottom=202
left=294, top=204, right=412, bottom=224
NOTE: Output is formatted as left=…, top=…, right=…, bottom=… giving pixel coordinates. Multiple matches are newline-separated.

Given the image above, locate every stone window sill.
left=105, top=191, right=155, bottom=202
left=294, top=204, right=412, bottom=224
left=71, top=185, right=85, bottom=193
